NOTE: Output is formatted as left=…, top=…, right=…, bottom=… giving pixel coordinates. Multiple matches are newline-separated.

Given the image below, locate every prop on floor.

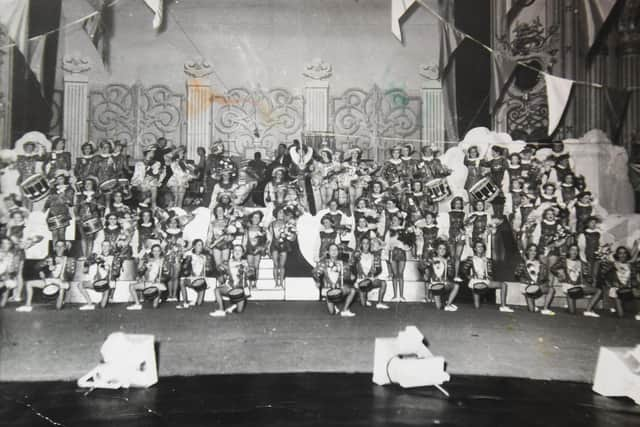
left=77, top=332, right=157, bottom=389
left=373, top=326, right=450, bottom=396
left=592, top=345, right=640, bottom=405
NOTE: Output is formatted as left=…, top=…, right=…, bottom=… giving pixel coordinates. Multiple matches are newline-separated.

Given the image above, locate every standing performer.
left=423, top=240, right=459, bottom=311
left=17, top=240, right=75, bottom=312
left=177, top=239, right=212, bottom=309
left=551, top=243, right=602, bottom=317
left=46, top=137, right=71, bottom=179
left=0, top=237, right=20, bottom=308
left=315, top=243, right=357, bottom=316
left=75, top=142, right=96, bottom=182
left=463, top=145, right=484, bottom=191
left=268, top=206, right=296, bottom=288
left=531, top=207, right=569, bottom=268
left=318, top=214, right=339, bottom=260
left=75, top=241, right=114, bottom=310
left=75, top=177, right=104, bottom=256
left=447, top=197, right=466, bottom=282
left=164, top=216, right=186, bottom=302
left=384, top=212, right=410, bottom=301
left=462, top=240, right=513, bottom=312
left=91, top=141, right=118, bottom=191
left=208, top=205, right=232, bottom=274
left=131, top=146, right=166, bottom=209
left=353, top=237, right=389, bottom=309
left=264, top=166, right=288, bottom=207
left=243, top=210, right=267, bottom=289
left=44, top=170, right=74, bottom=242
left=514, top=244, right=555, bottom=315
left=415, top=146, right=450, bottom=182
left=210, top=244, right=249, bottom=317
left=167, top=146, right=197, bottom=208
left=128, top=244, right=169, bottom=310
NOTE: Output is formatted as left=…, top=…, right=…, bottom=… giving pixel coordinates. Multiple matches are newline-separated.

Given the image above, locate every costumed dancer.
left=384, top=211, right=411, bottom=301
left=210, top=244, right=249, bottom=317
left=318, top=214, right=339, bottom=260
left=131, top=146, right=166, bottom=209
left=447, top=196, right=466, bottom=282
left=112, top=140, right=131, bottom=179
left=423, top=240, right=459, bottom=311
left=550, top=243, right=602, bottom=317
left=600, top=246, right=640, bottom=319
left=264, top=166, right=289, bottom=207
left=243, top=211, right=267, bottom=289
left=164, top=215, right=187, bottom=302
left=313, top=243, right=357, bottom=317
left=353, top=236, right=389, bottom=309
left=268, top=206, right=296, bottom=288
left=127, top=243, right=169, bottom=310
left=136, top=209, right=163, bottom=253
left=317, top=143, right=342, bottom=207
left=44, top=170, right=74, bottom=242
left=208, top=204, right=233, bottom=276
left=167, top=146, right=197, bottom=208
left=463, top=145, right=484, bottom=191
left=75, top=241, right=114, bottom=310
left=531, top=207, right=570, bottom=268
left=514, top=244, right=556, bottom=316
left=91, top=140, right=119, bottom=197
left=17, top=240, right=75, bottom=312
left=75, top=176, right=104, bottom=256
left=75, top=142, right=96, bottom=182
left=462, top=240, right=513, bottom=312
left=46, top=137, right=71, bottom=179
left=0, top=237, right=21, bottom=307
left=177, top=239, right=212, bottom=309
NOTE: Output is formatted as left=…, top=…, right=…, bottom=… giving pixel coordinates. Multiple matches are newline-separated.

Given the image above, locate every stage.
left=1, top=301, right=638, bottom=383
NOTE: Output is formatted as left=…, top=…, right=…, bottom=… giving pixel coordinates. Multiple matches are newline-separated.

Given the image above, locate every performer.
left=131, top=146, right=166, bottom=209
left=177, top=239, right=212, bottom=309
left=75, top=241, right=114, bottom=310
left=577, top=216, right=604, bottom=286
left=415, top=146, right=450, bottom=182
left=384, top=212, right=410, bottom=301
left=404, top=180, right=436, bottom=217
left=127, top=243, right=169, bottom=310
left=314, top=243, right=357, bottom=316
left=550, top=243, right=602, bottom=317
left=318, top=214, right=339, bottom=260
left=463, top=145, right=484, bottom=191
left=483, top=146, right=508, bottom=191
left=101, top=213, right=123, bottom=248
left=423, top=240, right=459, bottom=311
left=571, top=191, right=596, bottom=234
left=514, top=244, right=555, bottom=315
left=531, top=207, right=569, bottom=268
left=600, top=246, right=640, bottom=319
left=164, top=217, right=186, bottom=302
left=462, top=240, right=513, bottom=312
left=264, top=166, right=288, bottom=207
left=44, top=170, right=74, bottom=242
left=353, top=237, right=389, bottom=309
left=268, top=206, right=296, bottom=288
left=210, top=244, right=249, bottom=317
left=112, top=140, right=130, bottom=179
left=17, top=240, right=75, bottom=312
left=167, top=146, right=197, bottom=208
left=74, top=142, right=96, bottom=182
left=416, top=211, right=439, bottom=262
left=0, top=237, right=20, bottom=308
left=208, top=205, right=232, bottom=273
left=243, top=211, right=267, bottom=289
left=467, top=200, right=492, bottom=251
left=400, top=143, right=417, bottom=179
left=16, top=139, right=46, bottom=185
left=136, top=209, right=162, bottom=253
left=46, top=137, right=71, bottom=179
left=91, top=140, right=118, bottom=190
left=75, top=177, right=104, bottom=256
left=447, top=196, right=466, bottom=282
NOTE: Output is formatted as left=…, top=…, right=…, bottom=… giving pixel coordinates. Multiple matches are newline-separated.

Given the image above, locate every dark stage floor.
left=1, top=373, right=639, bottom=427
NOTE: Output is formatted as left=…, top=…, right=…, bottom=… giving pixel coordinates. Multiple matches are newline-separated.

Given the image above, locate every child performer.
left=462, top=240, right=513, bottom=312
left=75, top=177, right=104, bottom=256
left=424, top=240, right=459, bottom=311
left=354, top=236, right=389, bottom=309
left=210, top=244, right=249, bottom=317
left=75, top=241, right=114, bottom=310
left=44, top=170, right=75, bottom=242
left=268, top=206, right=297, bottom=288
left=46, top=137, right=71, bottom=179
left=75, top=142, right=96, bottom=182
left=177, top=239, right=212, bottom=309
left=384, top=212, right=410, bottom=301
left=551, top=243, right=602, bottom=317
left=243, top=211, right=267, bottom=289
left=447, top=197, right=466, bottom=282
left=0, top=237, right=20, bottom=307
left=600, top=246, right=640, bottom=319
left=514, top=244, right=555, bottom=316
left=128, top=243, right=169, bottom=310
left=208, top=205, right=233, bottom=274
left=315, top=243, right=357, bottom=316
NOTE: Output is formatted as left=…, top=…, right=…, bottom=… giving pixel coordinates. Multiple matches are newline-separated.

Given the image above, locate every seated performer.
left=600, top=246, right=640, bottom=319
left=463, top=241, right=513, bottom=312
left=550, top=244, right=602, bottom=317
left=127, top=244, right=168, bottom=310
left=514, top=244, right=555, bottom=316
left=423, top=240, right=459, bottom=311
left=17, top=240, right=76, bottom=312
left=75, top=241, right=114, bottom=310
left=210, top=244, right=249, bottom=317
left=0, top=237, right=20, bottom=308
left=353, top=237, right=389, bottom=309
left=314, top=243, right=357, bottom=317
left=177, top=239, right=212, bottom=309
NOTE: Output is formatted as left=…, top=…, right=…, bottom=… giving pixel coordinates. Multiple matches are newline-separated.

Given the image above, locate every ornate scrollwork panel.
left=214, top=87, right=303, bottom=158
left=331, top=85, right=421, bottom=161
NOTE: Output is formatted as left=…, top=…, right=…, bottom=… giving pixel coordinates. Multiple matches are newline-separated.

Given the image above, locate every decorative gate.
left=330, top=85, right=421, bottom=161
left=89, top=83, right=185, bottom=159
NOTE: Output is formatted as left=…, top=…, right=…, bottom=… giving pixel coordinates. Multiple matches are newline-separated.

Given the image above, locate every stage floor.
left=1, top=301, right=639, bottom=383
left=1, top=373, right=639, bottom=427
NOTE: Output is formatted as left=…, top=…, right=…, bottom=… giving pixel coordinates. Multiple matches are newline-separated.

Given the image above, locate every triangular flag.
left=491, top=52, right=517, bottom=114
left=0, top=0, right=29, bottom=60
left=83, top=0, right=109, bottom=66
left=28, top=34, right=47, bottom=87
left=391, top=0, right=416, bottom=42
left=578, top=0, right=619, bottom=57
left=439, top=23, right=465, bottom=76
left=504, top=0, right=529, bottom=27
left=544, top=74, right=574, bottom=135
left=603, top=87, right=631, bottom=145
left=143, top=0, right=164, bottom=30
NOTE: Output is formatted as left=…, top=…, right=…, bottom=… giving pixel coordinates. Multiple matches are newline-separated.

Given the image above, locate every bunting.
left=544, top=74, right=574, bottom=136
left=578, top=0, right=619, bottom=57
left=391, top=0, right=416, bottom=42
left=0, top=0, right=29, bottom=60
left=143, top=0, right=164, bottom=30
left=491, top=52, right=517, bottom=114
left=603, top=87, right=631, bottom=144
left=28, top=34, right=46, bottom=88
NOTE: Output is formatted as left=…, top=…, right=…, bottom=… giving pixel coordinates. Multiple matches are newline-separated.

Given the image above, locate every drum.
left=47, top=215, right=70, bottom=231
left=117, top=179, right=132, bottom=199
left=524, top=284, right=543, bottom=299
left=228, top=287, right=247, bottom=304
left=429, top=282, right=446, bottom=296
left=142, top=286, right=159, bottom=301
left=357, top=279, right=373, bottom=292
left=566, top=286, right=584, bottom=299
left=119, top=259, right=138, bottom=281
left=469, top=178, right=499, bottom=202
left=472, top=281, right=490, bottom=295
left=42, top=284, right=60, bottom=300
left=327, top=288, right=345, bottom=304
left=617, top=287, right=634, bottom=301
left=93, top=279, right=110, bottom=292
left=81, top=216, right=103, bottom=235
left=99, top=179, right=119, bottom=194
left=20, top=174, right=50, bottom=201
left=188, top=278, right=207, bottom=291
left=424, top=178, right=452, bottom=202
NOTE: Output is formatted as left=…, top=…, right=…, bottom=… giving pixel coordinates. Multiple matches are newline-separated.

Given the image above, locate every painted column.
left=61, top=55, right=91, bottom=162
left=184, top=58, right=214, bottom=160
left=302, top=58, right=332, bottom=142
left=578, top=47, right=607, bottom=135
left=419, top=64, right=445, bottom=153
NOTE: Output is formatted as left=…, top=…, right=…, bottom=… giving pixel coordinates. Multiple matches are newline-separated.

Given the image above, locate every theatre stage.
left=1, top=301, right=639, bottom=383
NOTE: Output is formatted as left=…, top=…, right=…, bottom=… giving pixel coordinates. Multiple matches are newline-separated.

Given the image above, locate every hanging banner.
left=544, top=74, right=574, bottom=135
left=579, top=0, right=619, bottom=56
left=0, top=0, right=29, bottom=59
left=143, top=0, right=164, bottom=30
left=391, top=0, right=416, bottom=42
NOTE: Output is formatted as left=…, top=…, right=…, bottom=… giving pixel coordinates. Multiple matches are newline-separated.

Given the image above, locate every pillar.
left=61, top=55, right=91, bottom=162
left=0, top=32, right=14, bottom=148
left=619, top=32, right=640, bottom=152
left=184, top=58, right=214, bottom=160
left=302, top=58, right=331, bottom=149
left=577, top=47, right=608, bottom=135
left=419, top=64, right=445, bottom=153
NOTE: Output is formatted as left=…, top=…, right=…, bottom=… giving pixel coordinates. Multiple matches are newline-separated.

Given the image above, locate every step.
left=284, top=277, right=319, bottom=301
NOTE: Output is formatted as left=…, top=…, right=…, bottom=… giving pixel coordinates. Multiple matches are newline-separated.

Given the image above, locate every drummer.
left=599, top=246, right=640, bottom=319
left=76, top=177, right=104, bottom=256
left=17, top=240, right=75, bottom=312
left=75, top=241, right=114, bottom=310
left=75, top=142, right=96, bottom=181
left=415, top=146, right=450, bottom=182
left=127, top=243, right=168, bottom=310
left=210, top=244, right=249, bottom=317
left=514, top=244, right=555, bottom=315
left=423, top=240, right=459, bottom=311
left=316, top=243, right=357, bottom=317
left=177, top=239, right=211, bottom=309
left=44, top=170, right=75, bottom=242
left=354, top=237, right=389, bottom=310
left=46, top=137, right=71, bottom=179
left=462, top=240, right=513, bottom=312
